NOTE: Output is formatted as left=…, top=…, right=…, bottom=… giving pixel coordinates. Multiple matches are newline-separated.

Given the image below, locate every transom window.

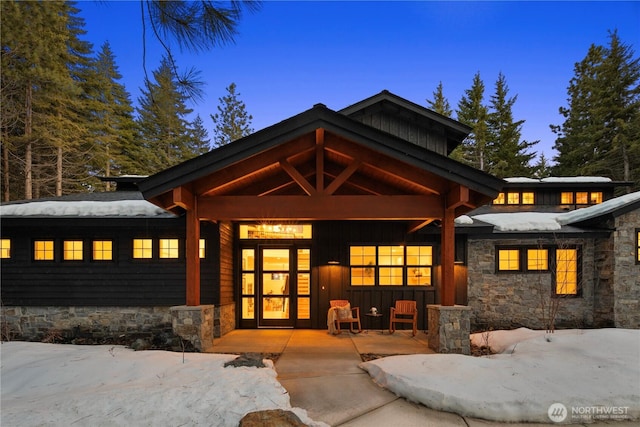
left=133, top=239, right=153, bottom=259
left=239, top=224, right=312, bottom=239
left=63, top=240, right=83, bottom=261
left=34, top=240, right=54, bottom=261
left=159, top=238, right=179, bottom=259
left=350, top=245, right=433, bottom=286
left=93, top=240, right=113, bottom=261
left=0, top=239, right=10, bottom=258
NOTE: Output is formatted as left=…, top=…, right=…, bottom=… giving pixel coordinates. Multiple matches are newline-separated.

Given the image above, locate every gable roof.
left=339, top=90, right=471, bottom=154
left=139, top=99, right=501, bottom=203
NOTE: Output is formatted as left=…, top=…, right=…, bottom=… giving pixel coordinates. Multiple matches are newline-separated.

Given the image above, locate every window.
left=159, top=238, right=179, bottom=258
left=199, top=239, right=206, bottom=258
left=63, top=240, right=83, bottom=261
left=589, top=192, right=603, bottom=204
left=561, top=192, right=574, bottom=204
left=521, top=192, right=535, bottom=205
left=555, top=249, right=578, bottom=295
left=507, top=192, right=520, bottom=205
left=527, top=249, right=548, bottom=271
left=498, top=249, right=520, bottom=271
left=0, top=239, right=10, bottom=258
left=350, top=246, right=376, bottom=286
left=576, top=192, right=589, bottom=204
left=133, top=239, right=153, bottom=259
left=34, top=240, right=54, bottom=261
left=495, top=191, right=535, bottom=205
left=239, top=224, right=312, bottom=239
left=93, top=240, right=113, bottom=261
left=350, top=245, right=433, bottom=286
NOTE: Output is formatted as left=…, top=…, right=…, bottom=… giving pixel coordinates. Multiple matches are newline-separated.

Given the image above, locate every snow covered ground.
left=2, top=328, right=639, bottom=426
left=0, top=343, right=325, bottom=427
left=361, top=328, right=640, bottom=424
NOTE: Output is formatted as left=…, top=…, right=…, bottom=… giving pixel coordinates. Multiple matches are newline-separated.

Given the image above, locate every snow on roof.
left=0, top=200, right=175, bottom=218
left=557, top=190, right=640, bottom=225
left=454, top=215, right=474, bottom=225
left=466, top=191, right=640, bottom=232
left=504, top=176, right=612, bottom=184
left=471, top=212, right=562, bottom=231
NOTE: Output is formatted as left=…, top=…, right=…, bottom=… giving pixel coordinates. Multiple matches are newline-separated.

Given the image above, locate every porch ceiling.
left=140, top=102, right=503, bottom=226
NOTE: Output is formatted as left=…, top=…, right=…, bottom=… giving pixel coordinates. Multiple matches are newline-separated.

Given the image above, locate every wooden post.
left=185, top=200, right=200, bottom=306
left=441, top=206, right=455, bottom=306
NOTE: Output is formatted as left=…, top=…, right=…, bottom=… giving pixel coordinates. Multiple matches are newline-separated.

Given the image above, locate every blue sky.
left=77, top=1, right=640, bottom=162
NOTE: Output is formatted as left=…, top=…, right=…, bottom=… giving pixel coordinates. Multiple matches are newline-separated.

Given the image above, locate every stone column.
left=427, top=304, right=471, bottom=355
left=170, top=305, right=214, bottom=352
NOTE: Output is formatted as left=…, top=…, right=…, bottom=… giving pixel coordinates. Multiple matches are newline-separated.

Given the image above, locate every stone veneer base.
left=427, top=304, right=471, bottom=355
left=170, top=305, right=215, bottom=352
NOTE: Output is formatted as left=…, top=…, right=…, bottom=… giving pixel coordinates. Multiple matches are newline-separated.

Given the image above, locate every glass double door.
left=241, top=246, right=311, bottom=327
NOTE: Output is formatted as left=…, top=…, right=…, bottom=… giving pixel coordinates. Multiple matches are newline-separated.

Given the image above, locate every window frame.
left=0, top=238, right=11, bottom=259
left=33, top=239, right=56, bottom=262
left=349, top=244, right=434, bottom=287
left=159, top=238, right=180, bottom=259
left=92, top=239, right=114, bottom=262
left=552, top=247, right=581, bottom=297
left=63, top=240, right=84, bottom=261
left=132, top=238, right=153, bottom=260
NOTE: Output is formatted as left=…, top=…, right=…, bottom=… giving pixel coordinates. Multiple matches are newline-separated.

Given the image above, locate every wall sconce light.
left=327, top=260, right=340, bottom=265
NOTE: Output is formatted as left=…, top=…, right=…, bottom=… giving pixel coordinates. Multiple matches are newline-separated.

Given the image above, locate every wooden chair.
left=329, top=300, right=362, bottom=334
left=389, top=300, right=418, bottom=336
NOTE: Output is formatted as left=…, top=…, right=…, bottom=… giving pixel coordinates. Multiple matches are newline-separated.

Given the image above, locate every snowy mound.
left=360, top=328, right=640, bottom=423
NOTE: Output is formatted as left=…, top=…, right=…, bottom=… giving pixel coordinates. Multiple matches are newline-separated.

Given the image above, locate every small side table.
left=364, top=313, right=384, bottom=334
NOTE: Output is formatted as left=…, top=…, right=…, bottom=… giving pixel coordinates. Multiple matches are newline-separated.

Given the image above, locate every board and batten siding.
left=1, top=218, right=219, bottom=307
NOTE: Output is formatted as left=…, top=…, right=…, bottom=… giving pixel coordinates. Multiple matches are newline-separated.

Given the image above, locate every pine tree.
left=426, top=81, right=452, bottom=117
left=533, top=153, right=552, bottom=178
left=189, top=114, right=211, bottom=156
left=84, top=42, right=138, bottom=190
left=552, top=30, right=640, bottom=190
left=210, top=83, right=254, bottom=147
left=486, top=72, right=537, bottom=178
left=135, top=56, right=199, bottom=174
left=454, top=72, right=490, bottom=171
left=0, top=1, right=92, bottom=199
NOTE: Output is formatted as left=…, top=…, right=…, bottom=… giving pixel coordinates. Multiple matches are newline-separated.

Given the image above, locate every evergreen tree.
left=426, top=81, right=452, bottom=117
left=189, top=114, right=211, bottom=155
left=552, top=30, right=640, bottom=190
left=210, top=83, right=254, bottom=147
left=532, top=153, right=552, bottom=178
left=454, top=72, right=490, bottom=171
left=84, top=42, right=138, bottom=191
left=486, top=72, right=537, bottom=178
left=0, top=1, right=92, bottom=199
left=135, top=56, right=200, bottom=174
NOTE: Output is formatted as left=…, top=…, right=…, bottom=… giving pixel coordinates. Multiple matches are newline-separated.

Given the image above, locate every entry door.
left=240, top=246, right=311, bottom=328
left=259, top=247, right=293, bottom=327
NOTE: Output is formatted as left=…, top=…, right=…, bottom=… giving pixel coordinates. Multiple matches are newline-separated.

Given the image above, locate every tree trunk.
left=56, top=145, right=62, bottom=196
left=24, top=84, right=32, bottom=199
left=2, top=132, right=9, bottom=202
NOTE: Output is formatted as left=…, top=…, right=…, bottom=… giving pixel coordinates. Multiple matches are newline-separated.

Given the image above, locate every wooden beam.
left=185, top=195, right=200, bottom=306
left=278, top=159, right=317, bottom=195
left=316, top=128, right=324, bottom=192
left=406, top=219, right=436, bottom=233
left=173, top=185, right=194, bottom=210
left=323, top=158, right=362, bottom=195
left=441, top=207, right=456, bottom=306
left=197, top=195, right=443, bottom=220
left=447, top=184, right=470, bottom=210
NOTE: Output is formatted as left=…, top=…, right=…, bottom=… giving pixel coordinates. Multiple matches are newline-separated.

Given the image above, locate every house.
left=1, top=91, right=638, bottom=354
